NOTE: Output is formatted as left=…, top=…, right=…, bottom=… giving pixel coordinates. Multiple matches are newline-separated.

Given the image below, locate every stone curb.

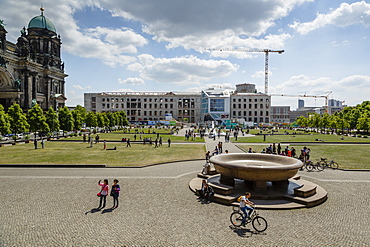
left=0, top=159, right=205, bottom=168
left=0, top=164, right=106, bottom=168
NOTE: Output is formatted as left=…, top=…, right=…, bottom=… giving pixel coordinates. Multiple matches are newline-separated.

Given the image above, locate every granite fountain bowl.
left=209, top=153, right=303, bottom=182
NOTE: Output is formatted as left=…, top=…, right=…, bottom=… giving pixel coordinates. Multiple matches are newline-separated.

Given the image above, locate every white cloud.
left=290, top=1, right=370, bottom=34
left=331, top=40, right=350, bottom=47
left=187, top=83, right=235, bottom=92
left=66, top=90, right=84, bottom=106
left=1, top=0, right=306, bottom=65
left=115, top=88, right=135, bottom=92
left=1, top=1, right=146, bottom=67
left=127, top=54, right=239, bottom=85
left=118, top=77, right=145, bottom=85
left=103, top=0, right=307, bottom=51
left=252, top=71, right=272, bottom=78
left=73, top=85, right=91, bottom=90
left=270, top=74, right=370, bottom=107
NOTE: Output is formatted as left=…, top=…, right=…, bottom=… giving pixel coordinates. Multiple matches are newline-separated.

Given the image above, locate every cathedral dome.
left=28, top=12, right=56, bottom=33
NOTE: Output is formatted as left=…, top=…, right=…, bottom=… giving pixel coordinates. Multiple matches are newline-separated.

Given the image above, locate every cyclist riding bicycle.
left=239, top=192, right=255, bottom=225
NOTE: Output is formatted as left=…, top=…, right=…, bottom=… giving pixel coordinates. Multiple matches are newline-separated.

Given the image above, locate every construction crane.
left=270, top=91, right=332, bottom=113
left=206, top=48, right=284, bottom=94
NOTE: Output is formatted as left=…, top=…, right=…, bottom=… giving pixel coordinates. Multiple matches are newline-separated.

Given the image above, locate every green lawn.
left=1, top=141, right=205, bottom=166
left=232, top=133, right=370, bottom=143
left=238, top=144, right=370, bottom=169
left=66, top=132, right=204, bottom=143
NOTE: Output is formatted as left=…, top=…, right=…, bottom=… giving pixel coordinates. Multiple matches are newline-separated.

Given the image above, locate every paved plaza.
left=0, top=160, right=369, bottom=246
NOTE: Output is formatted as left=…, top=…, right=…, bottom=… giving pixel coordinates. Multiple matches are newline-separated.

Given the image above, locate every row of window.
left=232, top=98, right=269, bottom=103
left=232, top=111, right=270, bottom=117
left=232, top=103, right=269, bottom=109
left=110, top=109, right=196, bottom=116
left=98, top=98, right=197, bottom=103
left=100, top=103, right=197, bottom=109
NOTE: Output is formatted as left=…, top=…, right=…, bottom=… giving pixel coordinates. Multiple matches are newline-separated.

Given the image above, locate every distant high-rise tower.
left=328, top=99, right=342, bottom=107
left=298, top=99, right=304, bottom=109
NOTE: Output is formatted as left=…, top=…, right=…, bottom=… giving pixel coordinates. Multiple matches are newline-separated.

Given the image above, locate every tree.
left=106, top=112, right=116, bottom=127
left=356, top=113, right=370, bottom=135
left=58, top=106, right=74, bottom=132
left=0, top=104, right=11, bottom=135
left=117, top=111, right=129, bottom=126
left=72, top=105, right=86, bottom=130
left=85, top=111, right=97, bottom=128
left=296, top=116, right=308, bottom=128
left=27, top=104, right=49, bottom=133
left=320, top=113, right=330, bottom=133
left=96, top=112, right=106, bottom=128
left=7, top=102, right=29, bottom=134
left=45, top=107, right=60, bottom=133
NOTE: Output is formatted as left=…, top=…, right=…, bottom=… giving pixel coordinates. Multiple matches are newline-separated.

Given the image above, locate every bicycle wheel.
left=230, top=212, right=243, bottom=227
left=252, top=216, right=268, bottom=232
left=318, top=161, right=327, bottom=169
left=306, top=163, right=314, bottom=171
left=330, top=162, right=339, bottom=169
left=316, top=162, right=324, bottom=171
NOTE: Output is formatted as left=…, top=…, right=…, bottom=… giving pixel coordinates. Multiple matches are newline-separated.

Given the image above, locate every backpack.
left=237, top=196, right=243, bottom=202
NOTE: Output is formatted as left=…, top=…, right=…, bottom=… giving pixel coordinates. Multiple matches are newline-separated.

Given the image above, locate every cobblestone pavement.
left=0, top=162, right=369, bottom=247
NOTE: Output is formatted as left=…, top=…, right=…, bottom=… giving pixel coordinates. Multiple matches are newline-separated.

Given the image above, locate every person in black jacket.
left=110, top=179, right=121, bottom=209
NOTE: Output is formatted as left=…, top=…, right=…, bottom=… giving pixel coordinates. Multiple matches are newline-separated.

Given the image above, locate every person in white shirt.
left=239, top=192, right=255, bottom=225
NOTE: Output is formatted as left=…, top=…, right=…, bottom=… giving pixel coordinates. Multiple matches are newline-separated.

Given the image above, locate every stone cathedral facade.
left=0, top=9, right=67, bottom=112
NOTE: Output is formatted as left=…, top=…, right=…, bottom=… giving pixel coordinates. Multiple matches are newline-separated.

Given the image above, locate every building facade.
left=270, top=106, right=290, bottom=124
left=0, top=9, right=67, bottom=112
left=85, top=84, right=271, bottom=125
left=84, top=92, right=202, bottom=123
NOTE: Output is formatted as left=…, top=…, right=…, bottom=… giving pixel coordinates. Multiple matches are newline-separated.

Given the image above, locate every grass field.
left=0, top=141, right=205, bottom=166
left=231, top=133, right=370, bottom=143
left=238, top=144, right=370, bottom=169
left=1, top=132, right=369, bottom=169
left=66, top=132, right=204, bottom=143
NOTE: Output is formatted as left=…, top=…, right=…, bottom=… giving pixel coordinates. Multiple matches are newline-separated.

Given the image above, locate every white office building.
left=84, top=83, right=271, bottom=125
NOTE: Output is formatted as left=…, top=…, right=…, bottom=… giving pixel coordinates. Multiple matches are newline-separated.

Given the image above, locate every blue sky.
left=2, top=0, right=370, bottom=109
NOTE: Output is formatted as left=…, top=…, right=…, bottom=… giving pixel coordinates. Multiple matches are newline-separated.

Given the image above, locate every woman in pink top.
left=98, top=179, right=109, bottom=209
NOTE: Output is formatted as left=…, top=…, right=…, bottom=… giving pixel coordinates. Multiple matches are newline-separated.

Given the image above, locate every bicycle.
left=230, top=206, right=268, bottom=232
left=305, top=160, right=324, bottom=172
left=318, top=157, right=339, bottom=169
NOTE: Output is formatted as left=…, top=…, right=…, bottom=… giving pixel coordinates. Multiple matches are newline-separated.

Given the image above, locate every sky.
left=1, top=0, right=370, bottom=110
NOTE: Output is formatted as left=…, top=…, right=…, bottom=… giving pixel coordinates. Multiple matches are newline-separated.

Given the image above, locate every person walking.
left=126, top=138, right=131, bottom=147
left=97, top=179, right=109, bottom=209
left=41, top=138, right=44, bottom=149
left=103, top=140, right=106, bottom=150
left=110, top=179, right=121, bottom=209
left=168, top=138, right=171, bottom=147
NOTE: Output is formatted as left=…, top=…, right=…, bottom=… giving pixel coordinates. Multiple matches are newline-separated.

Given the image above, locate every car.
left=1, top=136, right=9, bottom=141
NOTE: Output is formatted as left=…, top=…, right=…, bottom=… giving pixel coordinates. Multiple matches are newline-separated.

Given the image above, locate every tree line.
left=0, top=103, right=129, bottom=136
left=295, top=101, right=370, bottom=135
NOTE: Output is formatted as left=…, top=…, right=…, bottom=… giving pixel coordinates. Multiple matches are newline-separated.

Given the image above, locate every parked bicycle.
left=230, top=206, right=268, bottom=232
left=305, top=160, right=324, bottom=172
left=318, top=157, right=339, bottom=169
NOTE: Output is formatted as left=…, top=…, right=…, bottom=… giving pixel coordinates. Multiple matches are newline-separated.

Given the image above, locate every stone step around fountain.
left=208, top=181, right=234, bottom=195
left=293, top=180, right=317, bottom=198
left=188, top=177, right=328, bottom=209
left=285, top=183, right=328, bottom=207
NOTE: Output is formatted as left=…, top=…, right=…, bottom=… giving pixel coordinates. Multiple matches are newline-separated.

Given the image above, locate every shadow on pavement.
left=229, top=225, right=267, bottom=238
left=85, top=208, right=101, bottom=215
left=85, top=207, right=115, bottom=215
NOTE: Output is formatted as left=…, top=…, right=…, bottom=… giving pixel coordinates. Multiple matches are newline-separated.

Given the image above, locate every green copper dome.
left=28, top=14, right=56, bottom=33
